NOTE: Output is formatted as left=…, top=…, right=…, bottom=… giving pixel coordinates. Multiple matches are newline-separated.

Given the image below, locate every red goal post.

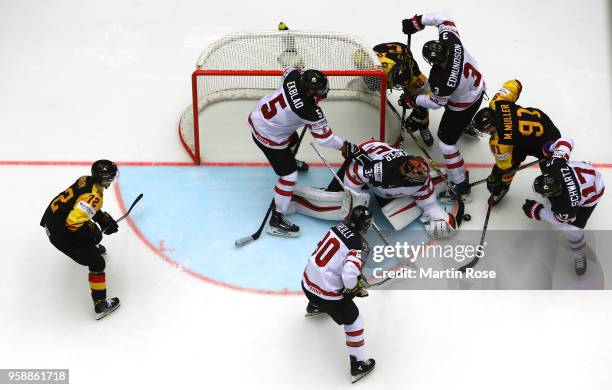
left=178, top=31, right=390, bottom=165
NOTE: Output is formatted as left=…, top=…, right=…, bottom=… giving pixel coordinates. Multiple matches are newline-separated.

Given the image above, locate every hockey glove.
left=522, top=199, right=544, bottom=221
left=402, top=15, right=424, bottom=35
left=341, top=141, right=373, bottom=167
left=403, top=107, right=429, bottom=131
left=398, top=93, right=418, bottom=109
left=343, top=277, right=368, bottom=299
left=94, top=211, right=119, bottom=235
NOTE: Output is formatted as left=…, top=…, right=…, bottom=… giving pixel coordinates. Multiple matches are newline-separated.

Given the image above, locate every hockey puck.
left=464, top=214, right=472, bottom=221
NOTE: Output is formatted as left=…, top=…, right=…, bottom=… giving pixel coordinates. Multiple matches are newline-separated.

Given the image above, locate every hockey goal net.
left=179, top=30, right=400, bottom=165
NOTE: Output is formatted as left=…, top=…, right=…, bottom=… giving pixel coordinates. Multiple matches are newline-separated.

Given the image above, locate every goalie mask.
left=348, top=205, right=373, bottom=235
left=91, top=159, right=119, bottom=188
left=533, top=174, right=562, bottom=198
left=301, top=69, right=329, bottom=97
left=400, top=156, right=429, bottom=182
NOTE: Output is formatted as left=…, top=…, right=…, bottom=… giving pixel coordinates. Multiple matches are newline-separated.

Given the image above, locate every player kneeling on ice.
left=40, top=160, right=121, bottom=320
left=522, top=140, right=604, bottom=275
left=249, top=66, right=349, bottom=237
left=473, top=80, right=564, bottom=205
left=302, top=206, right=375, bottom=383
left=344, top=140, right=459, bottom=239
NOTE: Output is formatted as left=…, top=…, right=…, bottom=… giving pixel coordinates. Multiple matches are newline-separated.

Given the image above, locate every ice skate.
left=439, top=172, right=472, bottom=204
left=95, top=297, right=120, bottom=320
left=350, top=355, right=376, bottom=383
left=268, top=210, right=300, bottom=237
left=304, top=302, right=324, bottom=317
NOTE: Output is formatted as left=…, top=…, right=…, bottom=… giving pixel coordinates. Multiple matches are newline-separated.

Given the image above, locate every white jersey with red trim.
left=344, top=140, right=436, bottom=205
left=415, top=13, right=485, bottom=112
left=248, top=67, right=343, bottom=150
left=302, top=223, right=366, bottom=301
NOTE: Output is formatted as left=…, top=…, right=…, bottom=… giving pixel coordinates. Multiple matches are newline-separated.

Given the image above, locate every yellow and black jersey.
left=40, top=176, right=104, bottom=233
left=488, top=80, right=561, bottom=176
left=374, top=42, right=428, bottom=93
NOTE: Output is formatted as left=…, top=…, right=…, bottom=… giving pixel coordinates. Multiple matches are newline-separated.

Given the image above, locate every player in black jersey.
left=473, top=80, right=562, bottom=205
left=40, top=160, right=121, bottom=319
left=356, top=42, right=434, bottom=146
left=399, top=13, right=486, bottom=202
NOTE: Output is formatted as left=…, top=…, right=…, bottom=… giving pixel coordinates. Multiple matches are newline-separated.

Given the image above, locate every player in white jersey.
left=523, top=139, right=605, bottom=275
left=343, top=140, right=459, bottom=239
left=399, top=13, right=487, bottom=201
left=249, top=67, right=354, bottom=237
left=302, top=205, right=375, bottom=383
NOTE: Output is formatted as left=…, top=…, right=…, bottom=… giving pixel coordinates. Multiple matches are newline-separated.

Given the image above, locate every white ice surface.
left=1, top=0, right=611, bottom=389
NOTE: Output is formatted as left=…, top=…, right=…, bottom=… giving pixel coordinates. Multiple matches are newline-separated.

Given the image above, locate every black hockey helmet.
left=348, top=205, right=373, bottom=235
left=533, top=174, right=562, bottom=197
left=422, top=40, right=449, bottom=66
left=301, top=69, right=329, bottom=97
left=473, top=107, right=497, bottom=136
left=91, top=159, right=118, bottom=188
left=387, top=61, right=413, bottom=89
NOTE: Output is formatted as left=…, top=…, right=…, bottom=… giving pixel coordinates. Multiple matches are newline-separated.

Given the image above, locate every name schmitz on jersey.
left=248, top=67, right=338, bottom=150
left=302, top=223, right=365, bottom=300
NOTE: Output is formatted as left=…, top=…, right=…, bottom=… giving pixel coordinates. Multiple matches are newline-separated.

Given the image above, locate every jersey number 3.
left=261, top=94, right=287, bottom=119
left=312, top=231, right=340, bottom=267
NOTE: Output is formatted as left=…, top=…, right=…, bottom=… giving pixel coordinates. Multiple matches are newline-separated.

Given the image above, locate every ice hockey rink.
left=1, top=0, right=611, bottom=388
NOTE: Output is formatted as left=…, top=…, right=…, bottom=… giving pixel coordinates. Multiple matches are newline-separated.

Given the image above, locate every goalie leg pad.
left=341, top=191, right=371, bottom=220
left=291, top=185, right=346, bottom=220
left=381, top=196, right=423, bottom=231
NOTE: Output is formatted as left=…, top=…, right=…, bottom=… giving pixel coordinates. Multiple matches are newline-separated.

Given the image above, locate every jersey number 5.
left=261, top=94, right=287, bottom=120
left=311, top=231, right=340, bottom=267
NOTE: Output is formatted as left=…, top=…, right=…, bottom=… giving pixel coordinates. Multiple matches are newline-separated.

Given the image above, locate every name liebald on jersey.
left=248, top=67, right=340, bottom=150
left=419, top=13, right=485, bottom=111
left=302, top=223, right=366, bottom=300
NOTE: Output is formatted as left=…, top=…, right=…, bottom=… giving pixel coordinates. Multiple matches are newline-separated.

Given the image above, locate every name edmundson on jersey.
left=447, top=43, right=463, bottom=88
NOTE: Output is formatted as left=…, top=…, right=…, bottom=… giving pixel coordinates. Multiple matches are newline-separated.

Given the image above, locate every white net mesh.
left=179, top=30, right=401, bottom=163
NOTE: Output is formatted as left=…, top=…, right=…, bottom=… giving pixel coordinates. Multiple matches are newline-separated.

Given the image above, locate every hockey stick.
left=235, top=126, right=308, bottom=247
left=469, top=158, right=545, bottom=188
left=457, top=195, right=493, bottom=273
left=102, top=193, right=143, bottom=233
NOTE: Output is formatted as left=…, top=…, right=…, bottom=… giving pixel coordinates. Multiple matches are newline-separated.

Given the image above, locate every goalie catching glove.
left=341, top=141, right=373, bottom=167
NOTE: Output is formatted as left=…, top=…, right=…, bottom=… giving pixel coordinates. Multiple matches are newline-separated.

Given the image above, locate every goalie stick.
left=103, top=193, right=143, bottom=233
left=469, top=158, right=545, bottom=188
left=457, top=195, right=493, bottom=273
left=235, top=125, right=308, bottom=247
